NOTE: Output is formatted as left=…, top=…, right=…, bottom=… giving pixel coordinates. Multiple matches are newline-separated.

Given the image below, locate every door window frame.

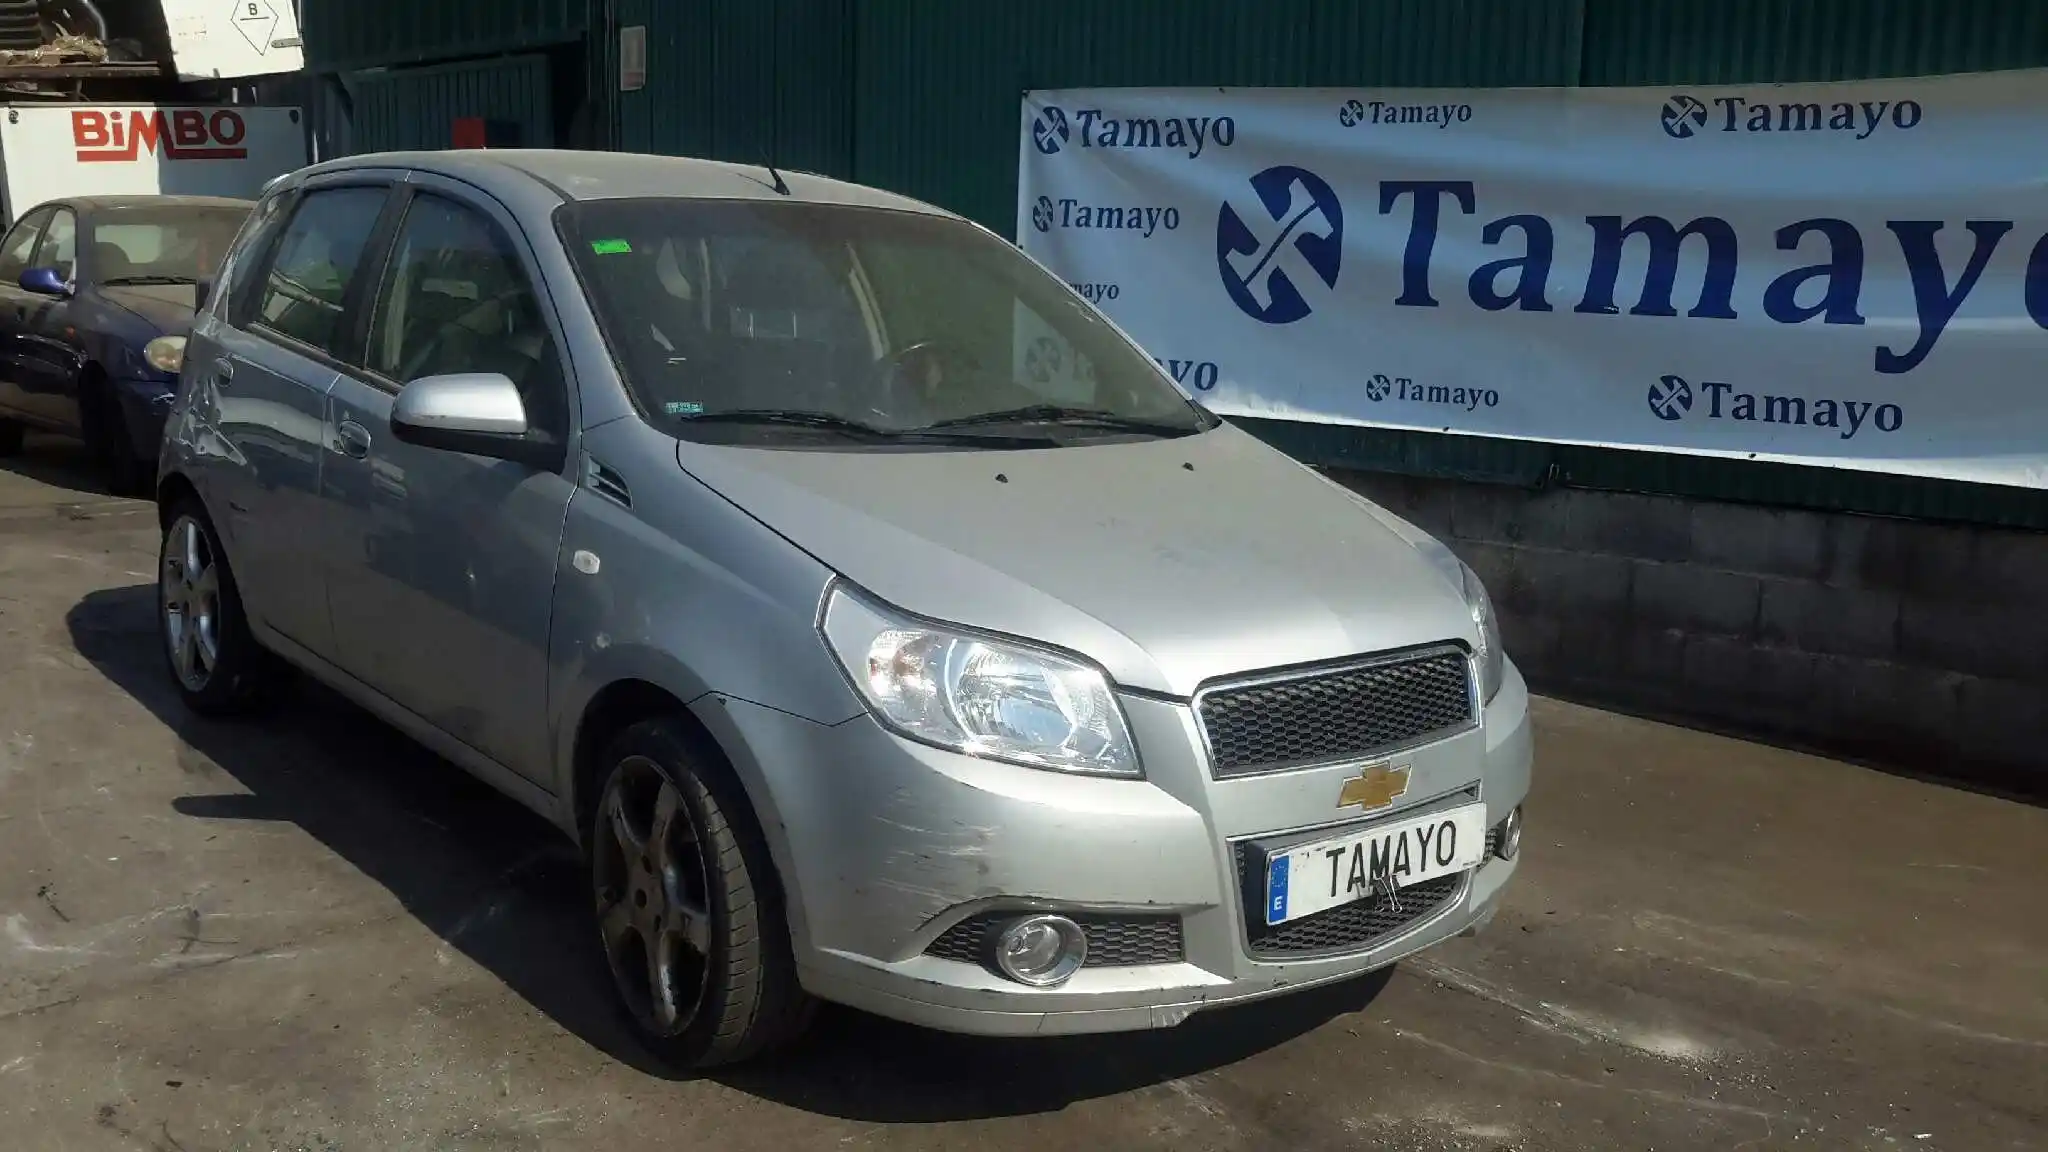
left=33, top=208, right=77, bottom=283
left=240, top=178, right=403, bottom=373
left=339, top=178, right=579, bottom=464
left=0, top=207, right=54, bottom=284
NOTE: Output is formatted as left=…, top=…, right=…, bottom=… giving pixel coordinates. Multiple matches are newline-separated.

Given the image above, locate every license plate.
left=1263, top=802, right=1488, bottom=926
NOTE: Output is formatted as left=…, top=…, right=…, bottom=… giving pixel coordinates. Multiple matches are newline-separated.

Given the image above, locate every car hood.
left=102, top=285, right=198, bottom=333
left=676, top=423, right=1478, bottom=697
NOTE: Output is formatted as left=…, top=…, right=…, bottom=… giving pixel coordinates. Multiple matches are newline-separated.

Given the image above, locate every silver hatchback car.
left=151, top=150, right=1532, bottom=1068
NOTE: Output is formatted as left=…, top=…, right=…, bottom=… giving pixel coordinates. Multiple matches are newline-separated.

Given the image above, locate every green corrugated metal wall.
left=611, top=0, right=854, bottom=179
left=305, top=0, right=587, bottom=73
left=350, top=56, right=557, bottom=154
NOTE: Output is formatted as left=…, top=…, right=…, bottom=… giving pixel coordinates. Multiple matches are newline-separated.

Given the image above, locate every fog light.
left=1495, top=806, right=1523, bottom=860
left=993, top=914, right=1087, bottom=987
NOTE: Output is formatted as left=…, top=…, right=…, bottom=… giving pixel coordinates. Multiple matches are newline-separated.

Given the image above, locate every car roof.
left=290, top=149, right=957, bottom=220
left=58, top=195, right=255, bottom=212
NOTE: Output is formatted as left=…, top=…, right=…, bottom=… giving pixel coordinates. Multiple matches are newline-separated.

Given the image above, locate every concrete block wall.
left=1333, top=471, right=2047, bottom=792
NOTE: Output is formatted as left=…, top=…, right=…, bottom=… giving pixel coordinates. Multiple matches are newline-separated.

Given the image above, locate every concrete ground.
left=0, top=434, right=2042, bottom=1152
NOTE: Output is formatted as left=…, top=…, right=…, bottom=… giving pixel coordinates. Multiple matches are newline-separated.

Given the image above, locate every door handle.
left=336, top=419, right=371, bottom=459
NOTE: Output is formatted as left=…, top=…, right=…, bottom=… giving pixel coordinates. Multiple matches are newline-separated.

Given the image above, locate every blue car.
left=0, top=195, right=252, bottom=494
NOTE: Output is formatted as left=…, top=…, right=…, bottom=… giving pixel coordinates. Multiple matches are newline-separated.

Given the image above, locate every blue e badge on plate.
left=1267, top=856, right=1290, bottom=923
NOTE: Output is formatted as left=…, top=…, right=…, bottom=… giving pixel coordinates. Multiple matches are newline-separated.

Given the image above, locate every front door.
left=321, top=184, right=574, bottom=786
left=13, top=207, right=81, bottom=428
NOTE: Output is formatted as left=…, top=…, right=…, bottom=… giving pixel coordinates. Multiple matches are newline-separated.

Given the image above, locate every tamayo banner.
left=1017, top=72, right=2048, bottom=488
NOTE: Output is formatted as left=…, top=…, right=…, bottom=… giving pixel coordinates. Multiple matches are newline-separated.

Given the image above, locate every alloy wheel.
left=161, top=516, right=222, bottom=693
left=593, top=756, right=715, bottom=1037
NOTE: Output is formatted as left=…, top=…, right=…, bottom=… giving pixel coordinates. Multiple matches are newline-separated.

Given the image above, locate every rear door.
left=319, top=177, right=575, bottom=787
left=204, top=177, right=397, bottom=658
left=0, top=206, right=50, bottom=421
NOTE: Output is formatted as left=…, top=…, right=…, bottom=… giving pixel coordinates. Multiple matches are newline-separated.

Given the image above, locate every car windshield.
left=557, top=198, right=1211, bottom=444
left=92, top=206, right=250, bottom=285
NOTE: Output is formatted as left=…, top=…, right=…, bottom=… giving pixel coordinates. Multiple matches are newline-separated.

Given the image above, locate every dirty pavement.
left=0, top=440, right=2043, bottom=1151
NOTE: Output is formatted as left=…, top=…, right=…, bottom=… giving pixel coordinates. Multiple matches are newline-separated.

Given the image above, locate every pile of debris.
left=0, top=31, right=106, bottom=66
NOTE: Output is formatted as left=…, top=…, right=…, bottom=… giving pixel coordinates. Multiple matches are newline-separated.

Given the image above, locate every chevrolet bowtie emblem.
left=1337, top=764, right=1411, bottom=812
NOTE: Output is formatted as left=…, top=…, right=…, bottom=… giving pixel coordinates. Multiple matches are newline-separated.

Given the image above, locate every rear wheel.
left=589, top=720, right=815, bottom=1068
left=158, top=499, right=278, bottom=715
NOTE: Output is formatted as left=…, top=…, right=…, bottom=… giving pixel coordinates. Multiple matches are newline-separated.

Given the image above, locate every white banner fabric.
left=1017, top=73, right=2048, bottom=488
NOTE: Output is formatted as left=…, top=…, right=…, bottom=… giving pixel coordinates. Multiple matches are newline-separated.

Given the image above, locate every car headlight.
left=1459, top=561, right=1506, bottom=705
left=143, top=335, right=187, bottom=376
left=820, top=584, right=1141, bottom=778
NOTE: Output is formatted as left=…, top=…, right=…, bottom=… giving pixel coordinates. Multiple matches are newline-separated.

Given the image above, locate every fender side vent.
left=585, top=457, right=632, bottom=508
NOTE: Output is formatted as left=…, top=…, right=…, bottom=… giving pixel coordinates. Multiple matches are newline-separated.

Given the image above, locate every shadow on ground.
left=65, top=582, right=1384, bottom=1122
left=0, top=432, right=110, bottom=500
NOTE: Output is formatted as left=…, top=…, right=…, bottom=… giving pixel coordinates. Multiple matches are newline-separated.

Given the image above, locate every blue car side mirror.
left=19, top=266, right=70, bottom=297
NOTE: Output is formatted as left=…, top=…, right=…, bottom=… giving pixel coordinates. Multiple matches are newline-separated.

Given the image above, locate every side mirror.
left=390, top=372, right=562, bottom=471
left=19, top=266, right=70, bottom=297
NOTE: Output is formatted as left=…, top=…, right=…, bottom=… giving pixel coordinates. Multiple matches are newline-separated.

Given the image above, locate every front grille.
left=1196, top=648, right=1475, bottom=777
left=1235, top=840, right=1468, bottom=957
left=926, top=912, right=1184, bottom=967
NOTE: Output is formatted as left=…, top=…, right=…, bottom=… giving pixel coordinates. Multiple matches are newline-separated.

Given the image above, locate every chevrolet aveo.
left=149, top=150, right=1532, bottom=1068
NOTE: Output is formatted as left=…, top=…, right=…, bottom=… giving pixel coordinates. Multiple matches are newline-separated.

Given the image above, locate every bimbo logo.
left=1660, top=93, right=1923, bottom=140
left=73, top=108, right=250, bottom=162
left=1217, top=165, right=1344, bottom=325
left=1030, top=105, right=1236, bottom=159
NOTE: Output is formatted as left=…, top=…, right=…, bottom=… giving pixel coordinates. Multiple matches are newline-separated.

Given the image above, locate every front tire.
left=158, top=499, right=277, bottom=715
left=589, top=720, right=815, bottom=1068
left=82, top=377, right=149, bottom=497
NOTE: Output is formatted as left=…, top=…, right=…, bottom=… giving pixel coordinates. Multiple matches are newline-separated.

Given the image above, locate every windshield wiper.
left=919, top=404, right=1195, bottom=436
left=102, top=275, right=198, bottom=286
left=677, top=408, right=1039, bottom=445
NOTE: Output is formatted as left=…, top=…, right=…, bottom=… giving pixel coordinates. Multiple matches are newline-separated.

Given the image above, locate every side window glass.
left=366, top=193, right=567, bottom=439
left=0, top=209, right=50, bottom=283
left=221, top=191, right=294, bottom=323
left=253, top=186, right=389, bottom=355
left=36, top=210, right=76, bottom=281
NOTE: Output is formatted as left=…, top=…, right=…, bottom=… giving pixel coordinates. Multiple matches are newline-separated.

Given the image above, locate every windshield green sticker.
left=590, top=238, right=633, bottom=255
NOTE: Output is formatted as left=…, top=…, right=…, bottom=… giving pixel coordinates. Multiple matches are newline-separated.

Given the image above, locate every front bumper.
left=697, top=661, right=1534, bottom=1036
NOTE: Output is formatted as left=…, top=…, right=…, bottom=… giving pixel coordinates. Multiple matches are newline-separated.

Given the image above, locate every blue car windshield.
left=556, top=198, right=1209, bottom=440
left=93, top=206, right=250, bottom=285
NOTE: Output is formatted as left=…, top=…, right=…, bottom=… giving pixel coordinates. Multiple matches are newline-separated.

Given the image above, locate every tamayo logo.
left=1647, top=374, right=1693, bottom=420
left=1660, top=96, right=1710, bottom=139
left=1154, top=356, right=1219, bottom=392
left=1649, top=375, right=1903, bottom=440
left=1216, top=165, right=1344, bottom=325
left=1366, top=373, right=1499, bottom=411
left=1032, top=106, right=1071, bottom=155
left=1660, top=93, right=1923, bottom=140
left=1067, top=280, right=1120, bottom=304
left=73, top=108, right=250, bottom=162
left=1033, top=107, right=1236, bottom=159
left=1339, top=97, right=1474, bottom=129
left=1031, top=195, right=1179, bottom=238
